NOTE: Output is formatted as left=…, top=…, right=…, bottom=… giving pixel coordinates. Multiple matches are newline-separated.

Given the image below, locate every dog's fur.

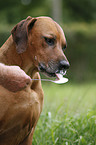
left=0, top=16, right=69, bottom=145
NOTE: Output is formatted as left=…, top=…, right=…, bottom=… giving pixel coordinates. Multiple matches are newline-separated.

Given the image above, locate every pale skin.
left=0, top=63, right=32, bottom=92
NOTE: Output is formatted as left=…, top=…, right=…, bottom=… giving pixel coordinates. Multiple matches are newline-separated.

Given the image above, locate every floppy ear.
left=11, top=16, right=37, bottom=54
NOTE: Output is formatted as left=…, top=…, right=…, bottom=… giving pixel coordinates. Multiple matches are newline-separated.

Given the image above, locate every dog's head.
left=11, top=16, right=70, bottom=78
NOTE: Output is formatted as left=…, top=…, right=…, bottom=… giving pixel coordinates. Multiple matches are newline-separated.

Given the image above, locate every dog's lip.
left=38, top=64, right=56, bottom=77
left=42, top=71, right=56, bottom=78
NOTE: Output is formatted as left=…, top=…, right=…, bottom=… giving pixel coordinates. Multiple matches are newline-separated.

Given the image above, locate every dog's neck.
left=0, top=35, right=35, bottom=74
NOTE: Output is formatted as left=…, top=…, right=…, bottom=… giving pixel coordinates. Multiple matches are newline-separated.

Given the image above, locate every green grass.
left=32, top=83, right=96, bottom=145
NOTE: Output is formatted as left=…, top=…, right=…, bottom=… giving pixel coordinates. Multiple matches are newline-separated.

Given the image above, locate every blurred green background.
left=0, top=0, right=96, bottom=144
left=0, top=0, right=96, bottom=83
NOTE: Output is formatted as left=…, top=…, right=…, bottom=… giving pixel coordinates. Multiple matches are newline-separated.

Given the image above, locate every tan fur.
left=0, top=16, right=69, bottom=145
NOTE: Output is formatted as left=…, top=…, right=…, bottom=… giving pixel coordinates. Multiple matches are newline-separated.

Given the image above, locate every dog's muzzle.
left=38, top=60, right=70, bottom=78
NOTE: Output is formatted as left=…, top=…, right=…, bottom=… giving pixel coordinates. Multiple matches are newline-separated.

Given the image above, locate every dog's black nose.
left=59, top=60, right=70, bottom=70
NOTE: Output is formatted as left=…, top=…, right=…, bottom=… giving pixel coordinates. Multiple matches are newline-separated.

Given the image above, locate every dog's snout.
left=59, top=60, right=70, bottom=70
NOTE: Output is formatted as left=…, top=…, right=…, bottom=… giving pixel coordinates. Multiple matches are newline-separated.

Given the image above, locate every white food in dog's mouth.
left=54, top=71, right=68, bottom=84
left=56, top=70, right=66, bottom=80
left=59, top=70, right=67, bottom=76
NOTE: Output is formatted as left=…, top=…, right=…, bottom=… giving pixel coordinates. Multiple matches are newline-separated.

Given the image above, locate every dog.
left=0, top=16, right=69, bottom=145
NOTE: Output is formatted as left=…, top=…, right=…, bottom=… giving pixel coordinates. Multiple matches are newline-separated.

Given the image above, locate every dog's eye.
left=44, top=37, right=55, bottom=46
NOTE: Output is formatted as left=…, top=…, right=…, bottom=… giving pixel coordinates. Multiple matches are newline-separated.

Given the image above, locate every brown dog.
left=0, top=16, right=69, bottom=145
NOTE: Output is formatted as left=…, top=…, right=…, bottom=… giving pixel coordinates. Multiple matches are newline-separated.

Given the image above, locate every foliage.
left=32, top=83, right=96, bottom=145
left=0, top=0, right=96, bottom=24
left=0, top=0, right=48, bottom=24
left=33, top=111, right=96, bottom=145
left=63, top=0, right=96, bottom=22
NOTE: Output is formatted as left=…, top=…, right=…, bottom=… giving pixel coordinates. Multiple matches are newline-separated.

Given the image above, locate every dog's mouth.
left=38, top=62, right=67, bottom=79
left=42, top=70, right=67, bottom=79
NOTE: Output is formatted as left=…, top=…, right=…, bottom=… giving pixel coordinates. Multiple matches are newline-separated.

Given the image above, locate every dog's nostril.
left=59, top=60, right=70, bottom=69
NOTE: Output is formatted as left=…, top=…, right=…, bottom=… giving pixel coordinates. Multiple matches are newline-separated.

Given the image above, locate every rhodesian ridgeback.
left=0, top=16, right=69, bottom=145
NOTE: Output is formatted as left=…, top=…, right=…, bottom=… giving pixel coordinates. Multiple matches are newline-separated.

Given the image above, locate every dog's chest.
left=0, top=87, right=41, bottom=144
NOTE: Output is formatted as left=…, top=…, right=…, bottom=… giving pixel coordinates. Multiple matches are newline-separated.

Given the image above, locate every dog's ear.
left=11, top=16, right=37, bottom=54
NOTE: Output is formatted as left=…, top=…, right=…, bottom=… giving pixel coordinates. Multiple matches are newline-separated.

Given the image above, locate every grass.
left=32, top=82, right=96, bottom=145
